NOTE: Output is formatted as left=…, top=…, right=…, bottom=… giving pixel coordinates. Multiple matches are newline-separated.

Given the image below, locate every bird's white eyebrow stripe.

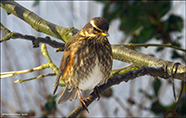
left=90, top=20, right=101, bottom=31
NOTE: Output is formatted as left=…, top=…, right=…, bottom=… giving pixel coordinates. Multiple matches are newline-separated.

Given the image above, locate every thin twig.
left=125, top=43, right=186, bottom=53
left=111, top=64, right=134, bottom=72
left=41, top=44, right=65, bottom=86
left=0, top=63, right=50, bottom=79
left=0, top=22, right=11, bottom=34
left=14, top=73, right=56, bottom=83
left=0, top=31, right=65, bottom=48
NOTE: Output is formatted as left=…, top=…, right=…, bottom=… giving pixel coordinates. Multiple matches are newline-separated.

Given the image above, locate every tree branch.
left=41, top=44, right=65, bottom=86
left=0, top=1, right=79, bottom=42
left=1, top=1, right=185, bottom=81
left=14, top=73, right=56, bottom=83
left=0, top=30, right=65, bottom=48
left=67, top=66, right=166, bottom=117
left=1, top=1, right=186, bottom=117
left=0, top=63, right=50, bottom=79
left=112, top=45, right=186, bottom=81
left=125, top=43, right=186, bottom=53
left=0, top=22, right=10, bottom=34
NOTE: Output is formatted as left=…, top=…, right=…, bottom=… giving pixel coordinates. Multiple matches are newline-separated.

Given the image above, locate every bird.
left=53, top=17, right=113, bottom=112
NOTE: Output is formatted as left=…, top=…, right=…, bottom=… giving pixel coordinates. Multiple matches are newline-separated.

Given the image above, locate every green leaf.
left=164, top=14, right=183, bottom=32
left=119, top=2, right=151, bottom=34
left=153, top=79, right=161, bottom=97
left=44, top=95, right=57, bottom=115
left=102, top=2, right=125, bottom=23
left=156, top=47, right=164, bottom=52
left=171, top=50, right=182, bottom=59
left=156, top=1, right=171, bottom=18
left=130, top=26, right=157, bottom=43
left=97, top=1, right=184, bottom=45
left=151, top=100, right=166, bottom=115
left=32, top=0, right=40, bottom=7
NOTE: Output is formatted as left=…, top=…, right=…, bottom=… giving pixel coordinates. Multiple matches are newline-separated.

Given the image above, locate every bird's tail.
left=57, top=87, right=78, bottom=104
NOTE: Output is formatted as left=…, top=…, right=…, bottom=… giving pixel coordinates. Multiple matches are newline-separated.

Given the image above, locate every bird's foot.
left=77, top=87, right=89, bottom=112
left=93, top=86, right=102, bottom=101
left=79, top=97, right=89, bottom=113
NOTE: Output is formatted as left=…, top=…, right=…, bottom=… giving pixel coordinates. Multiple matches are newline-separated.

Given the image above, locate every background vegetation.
left=1, top=1, right=185, bottom=117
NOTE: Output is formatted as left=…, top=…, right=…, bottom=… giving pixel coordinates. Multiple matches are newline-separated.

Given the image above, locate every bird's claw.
left=94, top=86, right=102, bottom=101
left=80, top=98, right=89, bottom=113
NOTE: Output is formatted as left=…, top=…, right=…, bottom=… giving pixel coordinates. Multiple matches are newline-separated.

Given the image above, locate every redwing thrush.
left=53, top=17, right=113, bottom=112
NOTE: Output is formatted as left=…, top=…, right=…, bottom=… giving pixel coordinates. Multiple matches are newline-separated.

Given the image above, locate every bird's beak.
left=101, top=31, right=109, bottom=37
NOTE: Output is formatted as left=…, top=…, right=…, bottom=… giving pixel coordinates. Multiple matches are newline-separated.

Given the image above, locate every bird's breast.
left=78, top=57, right=103, bottom=91
left=66, top=38, right=112, bottom=90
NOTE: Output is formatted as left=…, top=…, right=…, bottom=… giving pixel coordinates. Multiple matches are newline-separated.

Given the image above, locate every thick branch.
left=0, top=1, right=79, bottom=42
left=67, top=66, right=166, bottom=117
left=1, top=1, right=185, bottom=81
left=1, top=1, right=186, bottom=117
left=112, top=45, right=186, bottom=81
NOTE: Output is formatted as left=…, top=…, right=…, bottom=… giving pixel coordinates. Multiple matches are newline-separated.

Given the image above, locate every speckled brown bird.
left=53, top=17, right=113, bottom=111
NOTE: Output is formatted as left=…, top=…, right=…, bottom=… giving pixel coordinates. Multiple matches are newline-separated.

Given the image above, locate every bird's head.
left=80, top=17, right=109, bottom=37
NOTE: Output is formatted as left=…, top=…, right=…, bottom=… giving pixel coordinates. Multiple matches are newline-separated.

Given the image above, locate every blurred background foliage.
left=17, top=0, right=186, bottom=117
left=33, top=0, right=185, bottom=117
left=95, top=0, right=185, bottom=117
left=96, top=0, right=184, bottom=61
left=1, top=0, right=185, bottom=117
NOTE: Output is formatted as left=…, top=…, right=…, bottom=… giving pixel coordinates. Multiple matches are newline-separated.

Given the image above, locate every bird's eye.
left=93, top=27, right=101, bottom=33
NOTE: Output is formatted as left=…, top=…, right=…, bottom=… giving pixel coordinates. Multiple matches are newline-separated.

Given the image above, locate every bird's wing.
left=52, top=52, right=70, bottom=95
left=52, top=33, right=80, bottom=95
